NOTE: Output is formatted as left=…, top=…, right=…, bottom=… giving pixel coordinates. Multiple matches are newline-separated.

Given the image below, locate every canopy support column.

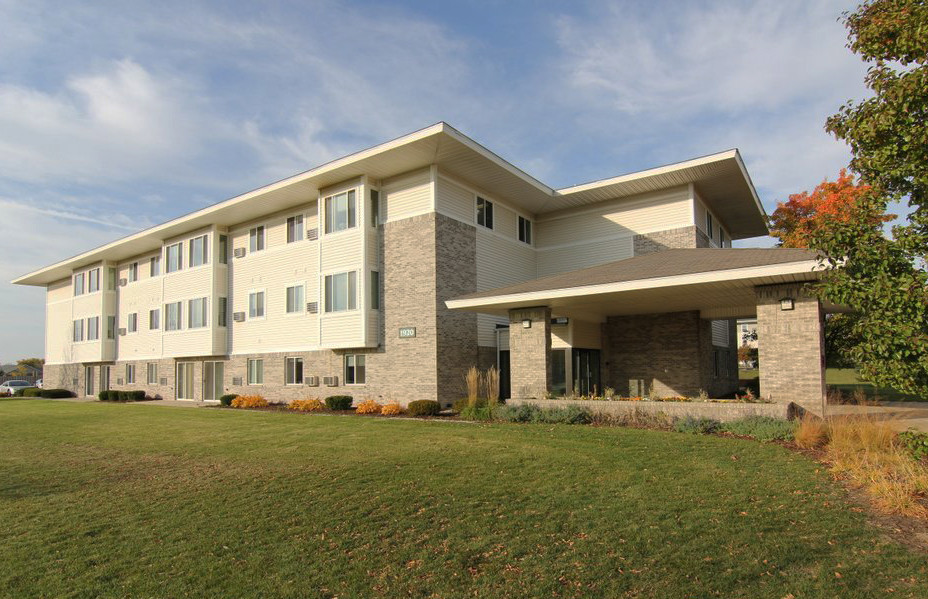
left=508, top=307, right=552, bottom=399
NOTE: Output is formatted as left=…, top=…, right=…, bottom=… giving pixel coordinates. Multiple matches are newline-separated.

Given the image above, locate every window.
left=88, top=268, right=100, bottom=292
left=126, top=364, right=136, bottom=385
left=73, top=272, right=85, bottom=296
left=107, top=316, right=116, bottom=339
left=285, top=285, right=305, bottom=314
left=344, top=354, right=366, bottom=385
left=218, top=297, right=227, bottom=327
left=706, top=212, right=714, bottom=241
left=287, top=215, right=304, bottom=243
left=218, top=234, right=228, bottom=264
left=285, top=357, right=304, bottom=385
left=249, top=226, right=265, bottom=252
left=324, top=190, right=356, bottom=233
left=324, top=271, right=357, bottom=312
left=150, top=255, right=161, bottom=277
left=720, top=228, right=726, bottom=247
left=128, top=262, right=138, bottom=282
left=107, top=267, right=117, bottom=290
left=149, top=309, right=160, bottom=330
left=188, top=297, right=208, bottom=328
left=518, top=216, right=532, bottom=244
left=370, top=271, right=380, bottom=310
left=73, top=319, right=84, bottom=342
left=189, top=235, right=208, bottom=267
left=370, top=189, right=380, bottom=227
left=247, top=359, right=264, bottom=385
left=166, top=242, right=183, bottom=273
left=165, top=301, right=182, bottom=331
left=87, top=316, right=99, bottom=341
left=477, top=196, right=494, bottom=229
left=249, top=291, right=265, bottom=318
left=147, top=363, right=158, bottom=385
left=127, top=313, right=138, bottom=333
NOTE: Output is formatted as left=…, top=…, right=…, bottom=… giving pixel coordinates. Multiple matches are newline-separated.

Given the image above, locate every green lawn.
left=740, top=367, right=922, bottom=401
left=1, top=401, right=925, bottom=598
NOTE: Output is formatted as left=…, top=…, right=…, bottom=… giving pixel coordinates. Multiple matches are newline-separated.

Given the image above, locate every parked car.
left=0, top=380, right=32, bottom=396
left=35, top=379, right=43, bottom=389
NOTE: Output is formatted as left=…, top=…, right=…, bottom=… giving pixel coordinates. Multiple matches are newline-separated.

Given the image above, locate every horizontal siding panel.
left=494, top=204, right=517, bottom=241
left=382, top=169, right=432, bottom=223
left=476, top=314, right=507, bottom=347
left=712, top=319, right=731, bottom=347
left=163, top=266, right=213, bottom=301
left=47, top=278, right=72, bottom=303
left=476, top=230, right=536, bottom=346
left=536, top=236, right=633, bottom=277
left=162, top=329, right=214, bottom=357
left=320, top=230, right=363, bottom=272
left=435, top=176, right=473, bottom=223
left=320, top=311, right=365, bottom=348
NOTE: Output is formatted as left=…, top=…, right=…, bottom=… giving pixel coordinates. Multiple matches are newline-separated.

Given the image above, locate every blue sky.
left=0, top=0, right=867, bottom=363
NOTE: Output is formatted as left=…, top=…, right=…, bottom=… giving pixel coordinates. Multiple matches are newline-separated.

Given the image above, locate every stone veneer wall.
left=634, top=226, right=708, bottom=255
left=508, top=307, right=551, bottom=398
left=756, top=283, right=826, bottom=415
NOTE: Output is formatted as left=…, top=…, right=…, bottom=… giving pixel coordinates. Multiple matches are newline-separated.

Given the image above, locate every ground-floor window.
left=550, top=349, right=567, bottom=396
left=147, top=363, right=158, bottom=385
left=126, top=363, right=136, bottom=384
left=344, top=354, right=365, bottom=385
left=247, top=359, right=264, bottom=385
left=177, top=362, right=195, bottom=400
left=285, top=357, right=304, bottom=385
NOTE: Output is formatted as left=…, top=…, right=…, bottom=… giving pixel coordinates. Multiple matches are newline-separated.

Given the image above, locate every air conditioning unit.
left=233, top=248, right=247, bottom=258
left=306, top=301, right=318, bottom=314
left=232, top=312, right=246, bottom=322
left=116, top=378, right=124, bottom=385
left=305, top=375, right=319, bottom=387
left=307, top=228, right=319, bottom=241
left=72, top=378, right=79, bottom=387
left=232, top=377, right=243, bottom=386
left=118, top=328, right=127, bottom=336
left=323, top=376, right=338, bottom=387
left=118, top=278, right=127, bottom=287
left=159, top=378, right=168, bottom=386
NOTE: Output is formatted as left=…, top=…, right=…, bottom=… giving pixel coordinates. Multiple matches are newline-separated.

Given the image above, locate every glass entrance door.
left=176, top=362, right=195, bottom=400
left=203, top=362, right=223, bottom=401
left=572, top=349, right=601, bottom=396
left=84, top=366, right=95, bottom=397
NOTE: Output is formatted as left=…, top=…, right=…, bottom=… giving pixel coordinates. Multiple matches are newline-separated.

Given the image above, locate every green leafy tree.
left=12, top=358, right=44, bottom=378
left=813, top=0, right=928, bottom=396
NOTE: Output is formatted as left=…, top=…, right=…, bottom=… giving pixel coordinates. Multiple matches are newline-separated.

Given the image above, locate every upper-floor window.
left=477, top=196, right=494, bottom=229
left=165, top=301, right=182, bottom=331
left=189, top=235, right=208, bottom=267
left=72, top=319, right=84, bottom=342
left=107, top=267, right=117, bottom=290
left=127, top=313, right=138, bottom=333
left=370, top=271, right=380, bottom=310
left=287, top=215, right=304, bottom=243
left=370, top=189, right=380, bottom=227
left=73, top=272, right=85, bottom=296
left=518, top=216, right=532, bottom=245
left=286, top=285, right=304, bottom=314
left=249, top=291, right=265, bottom=318
left=249, top=226, right=265, bottom=252
left=218, top=235, right=228, bottom=264
left=218, top=297, right=227, bottom=327
left=324, top=271, right=357, bottom=313
left=166, top=243, right=183, bottom=273
left=128, top=262, right=138, bottom=283
left=150, top=256, right=161, bottom=277
left=325, top=190, right=356, bottom=234
left=107, top=316, right=116, bottom=339
left=88, top=268, right=100, bottom=293
left=149, top=309, right=160, bottom=330
left=87, top=316, right=99, bottom=341
left=706, top=212, right=714, bottom=241
left=188, top=297, right=208, bottom=328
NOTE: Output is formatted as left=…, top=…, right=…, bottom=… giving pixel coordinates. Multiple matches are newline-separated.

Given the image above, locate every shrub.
left=899, top=430, right=928, bottom=462
left=325, top=395, right=353, bottom=410
left=720, top=416, right=796, bottom=442
left=289, top=398, right=326, bottom=412
left=459, top=405, right=494, bottom=421
left=355, top=399, right=382, bottom=414
left=40, top=389, right=73, bottom=398
left=673, top=416, right=720, bottom=435
left=794, top=414, right=828, bottom=449
left=453, top=396, right=491, bottom=412
left=128, top=390, right=146, bottom=401
left=219, top=394, right=238, bottom=407
left=231, top=395, right=268, bottom=409
left=381, top=402, right=403, bottom=416
left=116, top=391, right=130, bottom=402
left=22, top=388, right=42, bottom=397
left=98, top=390, right=109, bottom=401
left=13, top=387, right=37, bottom=397
left=535, top=405, right=592, bottom=425
left=495, top=404, right=541, bottom=423
left=407, top=400, right=441, bottom=416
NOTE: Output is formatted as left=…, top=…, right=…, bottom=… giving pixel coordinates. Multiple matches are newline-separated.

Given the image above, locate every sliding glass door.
left=176, top=362, right=195, bottom=400
left=203, top=362, right=223, bottom=402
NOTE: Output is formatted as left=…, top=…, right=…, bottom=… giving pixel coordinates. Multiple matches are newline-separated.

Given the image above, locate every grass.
left=740, top=367, right=922, bottom=401
left=1, top=400, right=927, bottom=598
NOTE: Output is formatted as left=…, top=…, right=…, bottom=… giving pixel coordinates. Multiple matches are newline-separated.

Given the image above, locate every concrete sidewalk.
left=826, top=401, right=928, bottom=432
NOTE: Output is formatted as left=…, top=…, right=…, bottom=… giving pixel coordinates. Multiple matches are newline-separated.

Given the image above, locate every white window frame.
left=147, top=363, right=158, bottom=385
left=126, top=363, right=136, bottom=385
left=286, top=214, right=304, bottom=243
left=127, top=312, right=138, bottom=334
left=166, top=242, right=183, bottom=273
left=285, top=357, right=304, bottom=385
left=188, top=297, right=208, bottom=329
left=73, top=319, right=84, bottom=342
left=249, top=290, right=266, bottom=319
left=88, top=268, right=100, bottom=293
left=165, top=301, right=183, bottom=331
left=249, top=226, right=265, bottom=253
left=285, top=283, right=305, bottom=315
left=86, top=316, right=99, bottom=341
left=344, top=354, right=366, bottom=385
left=247, top=359, right=264, bottom=385
left=324, top=271, right=357, bottom=313
left=149, top=308, right=160, bottom=330
left=128, top=262, right=139, bottom=283
left=189, top=235, right=209, bottom=268
left=476, top=196, right=494, bottom=229
left=324, top=190, right=357, bottom=234
left=150, top=255, right=161, bottom=277
left=517, top=215, right=532, bottom=245
left=73, top=272, right=85, bottom=296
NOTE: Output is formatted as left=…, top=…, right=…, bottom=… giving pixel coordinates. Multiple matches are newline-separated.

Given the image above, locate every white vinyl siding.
left=537, top=236, right=634, bottom=277
left=435, top=176, right=474, bottom=223
left=381, top=169, right=432, bottom=223
left=475, top=230, right=537, bottom=346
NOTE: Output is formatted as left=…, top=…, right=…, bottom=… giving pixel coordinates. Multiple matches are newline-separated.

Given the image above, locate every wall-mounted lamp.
left=522, top=319, right=532, bottom=329
left=780, top=297, right=795, bottom=311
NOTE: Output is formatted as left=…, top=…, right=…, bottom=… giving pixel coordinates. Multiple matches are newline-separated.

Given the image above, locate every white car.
left=35, top=379, right=43, bottom=389
left=0, top=380, right=32, bottom=396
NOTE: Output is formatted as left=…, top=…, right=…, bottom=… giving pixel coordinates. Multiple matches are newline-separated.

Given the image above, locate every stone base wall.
left=508, top=398, right=796, bottom=422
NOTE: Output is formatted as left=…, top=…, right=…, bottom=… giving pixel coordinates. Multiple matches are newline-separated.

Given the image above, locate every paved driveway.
left=826, top=402, right=928, bottom=432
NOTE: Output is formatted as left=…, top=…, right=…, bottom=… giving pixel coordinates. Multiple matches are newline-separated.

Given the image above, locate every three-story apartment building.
left=15, top=123, right=829, bottom=413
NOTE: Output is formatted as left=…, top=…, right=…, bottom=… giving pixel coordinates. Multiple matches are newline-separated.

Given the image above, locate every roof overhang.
left=447, top=259, right=830, bottom=321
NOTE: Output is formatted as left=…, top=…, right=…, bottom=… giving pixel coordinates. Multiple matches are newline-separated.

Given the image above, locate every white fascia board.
left=445, top=259, right=824, bottom=310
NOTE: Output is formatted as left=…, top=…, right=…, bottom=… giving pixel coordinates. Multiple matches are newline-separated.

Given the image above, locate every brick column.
left=508, top=307, right=551, bottom=399
left=755, top=283, right=826, bottom=415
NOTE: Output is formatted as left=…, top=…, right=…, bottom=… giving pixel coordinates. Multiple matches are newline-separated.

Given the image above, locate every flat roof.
left=14, top=123, right=769, bottom=286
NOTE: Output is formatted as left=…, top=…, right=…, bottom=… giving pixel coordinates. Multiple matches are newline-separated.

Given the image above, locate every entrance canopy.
left=447, top=248, right=834, bottom=321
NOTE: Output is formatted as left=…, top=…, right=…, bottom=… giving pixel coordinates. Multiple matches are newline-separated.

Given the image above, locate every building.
left=13, top=123, right=830, bottom=414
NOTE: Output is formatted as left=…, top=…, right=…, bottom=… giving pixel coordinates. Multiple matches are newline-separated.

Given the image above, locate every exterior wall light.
left=780, top=297, right=795, bottom=311
left=522, top=319, right=532, bottom=329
